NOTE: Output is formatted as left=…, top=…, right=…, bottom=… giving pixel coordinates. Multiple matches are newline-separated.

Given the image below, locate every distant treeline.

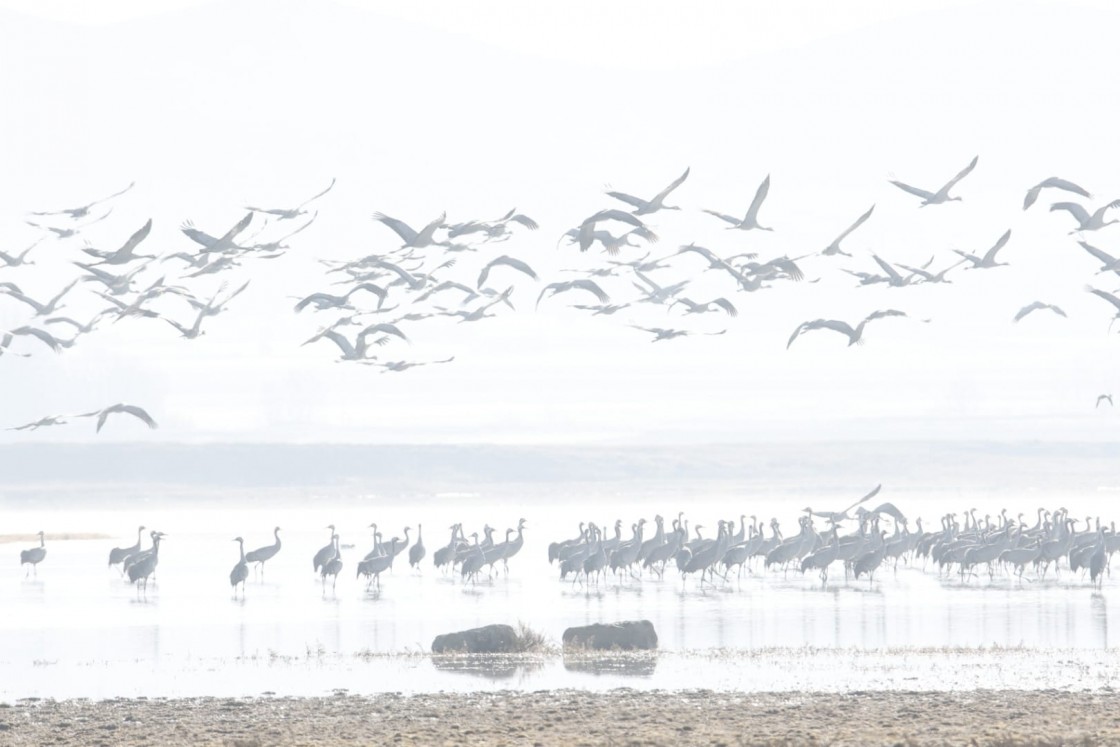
left=0, top=442, right=1117, bottom=492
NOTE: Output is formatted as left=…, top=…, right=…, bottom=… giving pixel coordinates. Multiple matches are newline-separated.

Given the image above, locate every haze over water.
left=3, top=442, right=1119, bottom=699
left=3, top=0, right=1120, bottom=715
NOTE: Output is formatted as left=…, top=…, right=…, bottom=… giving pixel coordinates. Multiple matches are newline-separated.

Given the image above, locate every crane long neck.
left=238, top=540, right=245, bottom=562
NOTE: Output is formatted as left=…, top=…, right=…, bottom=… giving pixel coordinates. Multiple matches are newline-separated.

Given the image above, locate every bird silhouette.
left=788, top=310, right=907, bottom=348
left=889, top=155, right=978, bottom=205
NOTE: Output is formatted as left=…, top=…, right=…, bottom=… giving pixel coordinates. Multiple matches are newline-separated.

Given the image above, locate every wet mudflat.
left=8, top=688, right=1120, bottom=746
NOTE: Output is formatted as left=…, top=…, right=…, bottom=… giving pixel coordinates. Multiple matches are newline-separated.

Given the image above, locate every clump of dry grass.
left=511, top=621, right=551, bottom=653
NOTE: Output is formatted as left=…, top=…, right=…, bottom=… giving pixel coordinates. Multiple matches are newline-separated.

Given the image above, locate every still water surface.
left=1, top=484, right=1117, bottom=698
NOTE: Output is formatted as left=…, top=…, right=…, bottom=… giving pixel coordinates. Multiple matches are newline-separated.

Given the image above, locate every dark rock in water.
left=431, top=624, right=518, bottom=654
left=562, top=620, right=658, bottom=650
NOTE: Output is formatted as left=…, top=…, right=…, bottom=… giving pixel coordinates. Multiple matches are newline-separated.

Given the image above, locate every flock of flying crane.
left=4, top=157, right=1120, bottom=433
left=16, top=486, right=1120, bottom=595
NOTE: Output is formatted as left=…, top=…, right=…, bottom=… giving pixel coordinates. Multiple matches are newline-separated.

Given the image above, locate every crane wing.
left=939, top=155, right=979, bottom=193
left=845, top=484, right=882, bottom=513
left=372, top=213, right=419, bottom=244
left=482, top=256, right=537, bottom=287
left=360, top=323, right=408, bottom=342
left=676, top=243, right=719, bottom=264
left=787, top=319, right=856, bottom=348
left=97, top=405, right=158, bottom=433
left=318, top=329, right=358, bottom=357
left=579, top=210, right=654, bottom=252
left=786, top=322, right=809, bottom=349
left=45, top=279, right=80, bottom=310
left=1013, top=301, right=1044, bottom=322
left=710, top=297, right=738, bottom=317
left=297, top=177, right=336, bottom=209
left=573, top=279, right=609, bottom=303
left=889, top=180, right=935, bottom=201
left=371, top=259, right=421, bottom=288
left=895, top=264, right=933, bottom=281
left=765, top=256, right=804, bottom=282
left=744, top=174, right=770, bottom=222
left=180, top=223, right=220, bottom=249
left=219, top=212, right=254, bottom=244
left=1023, top=184, right=1044, bottom=210
left=952, top=249, right=979, bottom=266
left=651, top=166, right=690, bottom=205
left=476, top=264, right=493, bottom=289
left=1025, top=177, right=1091, bottom=209
left=870, top=501, right=907, bottom=524
left=1087, top=287, right=1120, bottom=313
left=508, top=214, right=539, bottom=230
left=349, top=283, right=387, bottom=306
left=576, top=221, right=596, bottom=253
left=270, top=212, right=317, bottom=243
left=871, top=254, right=903, bottom=282
left=605, top=191, right=648, bottom=210
left=447, top=221, right=489, bottom=239
left=501, top=255, right=538, bottom=278
left=981, top=229, right=1012, bottom=264
left=116, top=218, right=153, bottom=257
left=1050, top=202, right=1090, bottom=226
left=1078, top=240, right=1119, bottom=268
left=702, top=209, right=741, bottom=227
left=864, top=309, right=907, bottom=323
left=10, top=326, right=62, bottom=352
left=830, top=204, right=875, bottom=245
left=95, top=181, right=136, bottom=205
left=585, top=209, right=648, bottom=230
left=415, top=212, right=446, bottom=245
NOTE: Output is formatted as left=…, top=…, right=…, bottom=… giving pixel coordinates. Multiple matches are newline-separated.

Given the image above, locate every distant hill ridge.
left=0, top=442, right=1116, bottom=491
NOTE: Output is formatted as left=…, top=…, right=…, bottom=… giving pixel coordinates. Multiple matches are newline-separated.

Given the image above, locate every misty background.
left=1, top=0, right=1119, bottom=448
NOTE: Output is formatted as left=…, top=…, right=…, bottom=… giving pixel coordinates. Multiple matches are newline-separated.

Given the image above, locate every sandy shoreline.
left=6, top=689, right=1120, bottom=746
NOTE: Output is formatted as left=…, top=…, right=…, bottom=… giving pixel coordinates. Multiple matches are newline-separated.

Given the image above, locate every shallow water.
left=1, top=483, right=1118, bottom=699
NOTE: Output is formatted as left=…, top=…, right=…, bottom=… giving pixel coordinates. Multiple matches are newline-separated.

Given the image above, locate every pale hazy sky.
left=1, top=0, right=1118, bottom=444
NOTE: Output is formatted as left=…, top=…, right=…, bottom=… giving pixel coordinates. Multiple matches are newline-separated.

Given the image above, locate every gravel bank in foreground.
left=6, top=689, right=1120, bottom=746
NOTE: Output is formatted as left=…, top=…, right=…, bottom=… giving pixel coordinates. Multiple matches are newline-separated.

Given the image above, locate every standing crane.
left=108, top=525, right=146, bottom=572
left=409, top=524, right=426, bottom=569
left=313, top=525, right=337, bottom=572
left=321, top=534, right=343, bottom=589
left=230, top=537, right=249, bottom=597
left=127, top=533, right=163, bottom=594
left=20, top=531, right=46, bottom=577
left=244, top=527, right=281, bottom=579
